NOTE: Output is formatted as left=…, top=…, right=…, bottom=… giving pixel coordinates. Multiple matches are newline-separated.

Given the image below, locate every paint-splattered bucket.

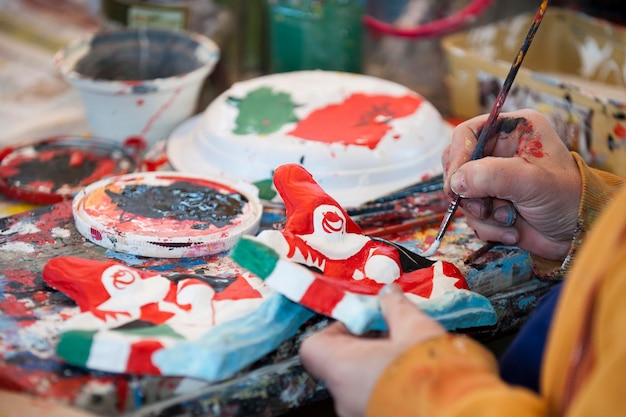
left=54, top=28, right=220, bottom=149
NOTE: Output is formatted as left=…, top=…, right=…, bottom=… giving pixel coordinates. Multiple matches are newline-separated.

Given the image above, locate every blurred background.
left=2, top=0, right=625, bottom=129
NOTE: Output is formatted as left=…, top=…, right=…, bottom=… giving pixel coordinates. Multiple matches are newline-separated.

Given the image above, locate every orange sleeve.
left=367, top=334, right=546, bottom=417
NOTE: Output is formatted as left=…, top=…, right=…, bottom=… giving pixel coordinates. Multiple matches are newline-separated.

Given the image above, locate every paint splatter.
left=0, top=139, right=136, bottom=204
left=289, top=93, right=423, bottom=149
left=229, top=87, right=299, bottom=135
left=487, top=117, right=546, bottom=159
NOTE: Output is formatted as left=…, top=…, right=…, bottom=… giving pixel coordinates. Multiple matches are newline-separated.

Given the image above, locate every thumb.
left=378, top=284, right=444, bottom=340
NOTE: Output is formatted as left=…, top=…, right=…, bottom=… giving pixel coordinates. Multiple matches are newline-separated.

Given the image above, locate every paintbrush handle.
left=471, top=0, right=549, bottom=161
left=423, top=0, right=549, bottom=255
left=433, top=194, right=461, bottom=243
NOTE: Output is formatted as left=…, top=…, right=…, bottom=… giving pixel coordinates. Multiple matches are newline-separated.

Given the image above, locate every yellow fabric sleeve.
left=542, top=182, right=626, bottom=416
left=367, top=334, right=546, bottom=417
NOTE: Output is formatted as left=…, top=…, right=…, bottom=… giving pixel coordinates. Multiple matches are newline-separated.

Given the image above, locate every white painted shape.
left=266, top=259, right=315, bottom=301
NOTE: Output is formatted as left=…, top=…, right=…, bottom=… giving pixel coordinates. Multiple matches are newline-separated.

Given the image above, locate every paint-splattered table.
left=0, top=200, right=554, bottom=416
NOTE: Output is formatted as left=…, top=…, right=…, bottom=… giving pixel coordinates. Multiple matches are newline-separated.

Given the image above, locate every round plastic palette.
left=72, top=171, right=262, bottom=258
left=0, top=136, right=138, bottom=204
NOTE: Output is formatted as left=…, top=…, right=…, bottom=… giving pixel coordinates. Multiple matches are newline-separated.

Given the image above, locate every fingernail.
left=450, top=171, right=466, bottom=197
left=494, top=206, right=517, bottom=226
left=465, top=200, right=480, bottom=218
left=502, top=231, right=517, bottom=245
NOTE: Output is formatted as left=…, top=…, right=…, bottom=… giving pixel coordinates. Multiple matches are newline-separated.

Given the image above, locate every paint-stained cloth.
left=367, top=153, right=626, bottom=416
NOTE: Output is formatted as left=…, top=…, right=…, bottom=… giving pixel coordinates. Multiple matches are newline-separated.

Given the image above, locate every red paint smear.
left=138, top=87, right=182, bottom=139
left=123, top=137, right=148, bottom=152
left=68, top=151, right=84, bottom=167
left=0, top=362, right=126, bottom=411
left=513, top=119, right=545, bottom=159
left=516, top=138, right=545, bottom=159
left=80, top=159, right=117, bottom=185
left=122, top=80, right=143, bottom=87
left=136, top=98, right=145, bottom=106
left=0, top=295, right=34, bottom=322
left=24, top=179, right=55, bottom=192
left=613, top=123, right=626, bottom=139
left=288, top=93, right=423, bottom=149
left=37, top=202, right=73, bottom=228
left=0, top=203, right=72, bottom=246
left=31, top=292, right=48, bottom=304
left=3, top=269, right=39, bottom=287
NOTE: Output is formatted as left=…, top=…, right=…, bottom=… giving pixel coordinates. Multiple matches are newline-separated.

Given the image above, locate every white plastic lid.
left=72, top=171, right=262, bottom=258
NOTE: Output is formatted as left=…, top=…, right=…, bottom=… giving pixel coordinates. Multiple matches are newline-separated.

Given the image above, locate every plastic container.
left=54, top=28, right=220, bottom=149
left=267, top=0, right=364, bottom=73
left=442, top=7, right=626, bottom=175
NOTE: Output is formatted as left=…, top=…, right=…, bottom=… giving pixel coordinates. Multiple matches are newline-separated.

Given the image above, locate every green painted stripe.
left=116, top=323, right=185, bottom=339
left=230, top=236, right=279, bottom=280
left=57, top=329, right=97, bottom=367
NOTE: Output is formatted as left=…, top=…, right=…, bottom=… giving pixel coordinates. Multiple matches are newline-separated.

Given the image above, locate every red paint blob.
left=288, top=93, right=423, bottom=149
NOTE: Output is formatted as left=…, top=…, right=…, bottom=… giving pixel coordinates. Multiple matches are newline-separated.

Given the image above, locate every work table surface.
left=0, top=3, right=556, bottom=415
left=0, top=198, right=554, bottom=416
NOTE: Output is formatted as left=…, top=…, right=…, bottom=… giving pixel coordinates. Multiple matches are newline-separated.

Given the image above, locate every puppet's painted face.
left=99, top=264, right=171, bottom=308
left=313, top=204, right=346, bottom=242
left=101, top=264, right=144, bottom=297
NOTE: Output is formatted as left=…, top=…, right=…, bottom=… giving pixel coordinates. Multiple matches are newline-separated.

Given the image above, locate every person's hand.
left=442, top=109, right=581, bottom=261
left=299, top=285, right=446, bottom=417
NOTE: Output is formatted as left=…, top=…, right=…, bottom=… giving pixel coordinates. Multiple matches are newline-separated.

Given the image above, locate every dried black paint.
left=475, top=117, right=526, bottom=140
left=496, top=117, right=526, bottom=134
left=7, top=152, right=101, bottom=189
left=105, top=181, right=248, bottom=229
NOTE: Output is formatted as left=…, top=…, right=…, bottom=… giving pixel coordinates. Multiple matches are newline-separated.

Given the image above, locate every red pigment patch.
left=31, top=292, right=48, bottom=304
left=515, top=119, right=545, bottom=159
left=613, top=123, right=626, bottom=139
left=522, top=139, right=545, bottom=158
left=139, top=87, right=182, bottom=138
left=0, top=296, right=34, bottom=322
left=288, top=93, right=423, bottom=149
left=3, top=269, right=39, bottom=287
left=37, top=202, right=73, bottom=227
left=91, top=227, right=103, bottom=240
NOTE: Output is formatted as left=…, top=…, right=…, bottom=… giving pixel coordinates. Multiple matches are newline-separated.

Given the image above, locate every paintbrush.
left=421, top=0, right=550, bottom=257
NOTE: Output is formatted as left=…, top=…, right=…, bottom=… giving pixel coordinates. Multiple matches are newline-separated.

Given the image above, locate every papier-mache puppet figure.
left=42, top=256, right=270, bottom=375
left=230, top=164, right=496, bottom=334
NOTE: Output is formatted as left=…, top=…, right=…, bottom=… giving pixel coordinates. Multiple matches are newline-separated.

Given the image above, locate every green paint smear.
left=230, top=236, right=279, bottom=279
left=228, top=87, right=298, bottom=135
left=254, top=178, right=277, bottom=201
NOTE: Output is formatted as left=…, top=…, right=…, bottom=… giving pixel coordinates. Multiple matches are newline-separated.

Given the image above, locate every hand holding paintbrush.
left=442, top=108, right=582, bottom=262
left=421, top=0, right=550, bottom=257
